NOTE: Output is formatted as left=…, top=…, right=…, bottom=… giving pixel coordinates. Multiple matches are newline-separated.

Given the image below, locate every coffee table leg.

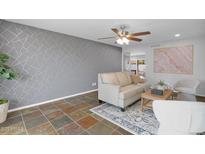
left=141, top=98, right=144, bottom=112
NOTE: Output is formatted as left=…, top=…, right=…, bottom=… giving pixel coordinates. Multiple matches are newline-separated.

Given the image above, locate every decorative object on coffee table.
left=151, top=89, right=164, bottom=96
left=157, top=80, right=168, bottom=90
left=140, top=89, right=173, bottom=112
left=150, top=80, right=168, bottom=96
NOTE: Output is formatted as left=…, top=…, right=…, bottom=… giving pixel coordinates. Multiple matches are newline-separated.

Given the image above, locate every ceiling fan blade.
left=127, top=37, right=142, bottom=42
left=129, top=31, right=151, bottom=37
left=111, top=28, right=121, bottom=36
left=98, top=36, right=116, bottom=40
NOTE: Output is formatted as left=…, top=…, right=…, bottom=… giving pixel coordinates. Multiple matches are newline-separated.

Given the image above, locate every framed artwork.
left=154, top=45, right=193, bottom=74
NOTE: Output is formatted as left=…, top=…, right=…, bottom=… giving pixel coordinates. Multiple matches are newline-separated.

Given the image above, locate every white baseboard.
left=8, top=89, right=98, bottom=113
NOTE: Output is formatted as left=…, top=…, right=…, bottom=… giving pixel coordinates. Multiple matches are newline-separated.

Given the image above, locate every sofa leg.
left=99, top=100, right=103, bottom=104
left=121, top=108, right=125, bottom=112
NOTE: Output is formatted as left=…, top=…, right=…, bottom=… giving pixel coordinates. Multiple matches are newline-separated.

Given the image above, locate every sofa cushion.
left=124, top=72, right=132, bottom=84
left=119, top=83, right=148, bottom=100
left=101, top=73, right=119, bottom=85
left=115, top=72, right=132, bottom=86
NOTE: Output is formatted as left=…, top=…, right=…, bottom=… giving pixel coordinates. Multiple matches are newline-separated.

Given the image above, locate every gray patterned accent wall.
left=0, top=20, right=122, bottom=110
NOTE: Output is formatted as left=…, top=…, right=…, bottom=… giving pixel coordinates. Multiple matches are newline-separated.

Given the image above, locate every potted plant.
left=0, top=52, right=16, bottom=123
left=157, top=80, right=166, bottom=90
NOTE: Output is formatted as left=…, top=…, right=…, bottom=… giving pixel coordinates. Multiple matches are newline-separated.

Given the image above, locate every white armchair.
left=174, top=79, right=200, bottom=95
left=153, top=100, right=205, bottom=135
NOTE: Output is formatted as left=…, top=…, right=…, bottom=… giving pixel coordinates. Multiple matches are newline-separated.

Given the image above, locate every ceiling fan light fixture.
left=116, top=38, right=124, bottom=45
left=174, top=33, right=181, bottom=37
left=122, top=37, right=129, bottom=45
left=99, top=27, right=151, bottom=45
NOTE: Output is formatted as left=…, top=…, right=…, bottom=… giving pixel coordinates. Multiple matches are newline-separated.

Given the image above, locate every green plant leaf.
left=9, top=72, right=16, bottom=79
left=0, top=99, right=8, bottom=105
left=0, top=52, right=17, bottom=101
left=3, top=64, right=10, bottom=69
left=0, top=66, right=4, bottom=72
left=1, top=72, right=10, bottom=79
left=0, top=52, right=17, bottom=80
left=0, top=53, right=9, bottom=64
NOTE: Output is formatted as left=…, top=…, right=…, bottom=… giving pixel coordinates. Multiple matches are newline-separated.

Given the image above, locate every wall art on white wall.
left=154, top=45, right=193, bottom=74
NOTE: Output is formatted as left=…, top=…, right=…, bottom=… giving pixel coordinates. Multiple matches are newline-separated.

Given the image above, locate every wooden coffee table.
left=140, top=89, right=173, bottom=111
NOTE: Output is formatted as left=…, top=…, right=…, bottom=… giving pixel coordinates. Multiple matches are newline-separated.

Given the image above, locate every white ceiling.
left=7, top=19, right=205, bottom=47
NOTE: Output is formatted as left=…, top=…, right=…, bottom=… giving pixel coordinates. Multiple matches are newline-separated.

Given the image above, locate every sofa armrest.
left=99, top=83, right=120, bottom=96
left=98, top=83, right=120, bottom=105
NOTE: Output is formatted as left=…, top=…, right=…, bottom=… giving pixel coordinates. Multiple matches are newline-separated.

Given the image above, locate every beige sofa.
left=98, top=72, right=150, bottom=111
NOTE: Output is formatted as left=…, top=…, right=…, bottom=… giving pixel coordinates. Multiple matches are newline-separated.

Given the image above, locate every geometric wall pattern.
left=0, top=20, right=122, bottom=109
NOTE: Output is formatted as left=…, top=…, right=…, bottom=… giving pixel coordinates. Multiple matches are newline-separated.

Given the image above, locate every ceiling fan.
left=98, top=25, right=151, bottom=45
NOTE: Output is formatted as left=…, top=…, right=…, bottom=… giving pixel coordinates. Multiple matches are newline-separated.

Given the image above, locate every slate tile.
left=0, top=122, right=26, bottom=135
left=62, top=106, right=79, bottom=114
left=111, top=130, right=122, bottom=135
left=50, top=115, right=73, bottom=129
left=101, top=119, right=119, bottom=129
left=67, top=110, right=88, bottom=121
left=27, top=122, right=57, bottom=135
left=77, top=115, right=98, bottom=129
left=116, top=127, right=133, bottom=135
left=0, top=115, right=22, bottom=127
left=46, top=111, right=65, bottom=121
left=7, top=111, right=21, bottom=119
left=57, top=122, right=84, bottom=135
left=23, top=110, right=43, bottom=122
left=87, top=122, right=113, bottom=135
left=24, top=115, right=48, bottom=129
left=21, top=107, right=39, bottom=115
left=39, top=104, right=60, bottom=115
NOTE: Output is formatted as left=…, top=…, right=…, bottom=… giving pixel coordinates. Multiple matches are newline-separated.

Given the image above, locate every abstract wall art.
left=154, top=45, right=193, bottom=74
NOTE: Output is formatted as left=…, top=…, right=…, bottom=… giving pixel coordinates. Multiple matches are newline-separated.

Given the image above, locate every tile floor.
left=0, top=91, right=132, bottom=135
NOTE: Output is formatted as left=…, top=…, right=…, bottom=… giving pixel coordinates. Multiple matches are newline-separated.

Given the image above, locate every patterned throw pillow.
left=130, top=74, right=145, bottom=84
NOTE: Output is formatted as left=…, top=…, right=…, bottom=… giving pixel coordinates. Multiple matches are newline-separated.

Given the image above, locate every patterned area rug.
left=90, top=102, right=159, bottom=135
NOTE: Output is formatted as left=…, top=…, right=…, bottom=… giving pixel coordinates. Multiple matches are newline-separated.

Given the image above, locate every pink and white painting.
left=154, top=45, right=193, bottom=74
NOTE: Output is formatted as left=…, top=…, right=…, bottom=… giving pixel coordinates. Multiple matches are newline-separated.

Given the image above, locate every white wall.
left=123, top=36, right=205, bottom=96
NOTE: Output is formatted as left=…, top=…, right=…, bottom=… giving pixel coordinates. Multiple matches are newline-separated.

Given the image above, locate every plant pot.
left=0, top=101, right=9, bottom=123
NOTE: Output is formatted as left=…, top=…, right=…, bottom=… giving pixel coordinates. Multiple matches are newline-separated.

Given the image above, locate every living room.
left=0, top=19, right=205, bottom=136
left=1, top=0, right=205, bottom=153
